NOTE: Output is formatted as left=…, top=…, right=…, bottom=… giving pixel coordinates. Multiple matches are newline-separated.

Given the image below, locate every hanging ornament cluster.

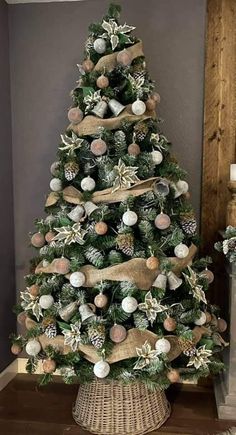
left=64, top=161, right=79, bottom=181
left=90, top=138, right=107, bottom=156
left=122, top=210, right=138, bottom=226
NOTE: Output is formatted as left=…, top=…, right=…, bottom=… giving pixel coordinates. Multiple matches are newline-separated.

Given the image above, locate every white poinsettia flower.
left=62, top=322, right=82, bottom=352
left=138, top=291, right=168, bottom=325
left=112, top=159, right=139, bottom=192
left=101, top=19, right=135, bottom=50
left=134, top=340, right=159, bottom=370
left=183, top=266, right=207, bottom=304
left=187, top=345, right=212, bottom=370
left=20, top=291, right=43, bottom=321
left=223, top=239, right=229, bottom=254
left=53, top=223, right=88, bottom=245
left=59, top=133, right=84, bottom=156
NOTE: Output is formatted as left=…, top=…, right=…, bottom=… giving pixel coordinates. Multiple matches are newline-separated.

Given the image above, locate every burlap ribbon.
left=94, top=41, right=144, bottom=72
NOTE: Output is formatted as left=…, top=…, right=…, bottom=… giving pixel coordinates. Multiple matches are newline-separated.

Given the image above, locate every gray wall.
left=0, top=0, right=15, bottom=371
left=8, top=0, right=206, bottom=293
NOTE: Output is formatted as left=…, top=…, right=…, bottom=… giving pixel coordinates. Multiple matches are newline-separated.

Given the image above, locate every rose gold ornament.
left=43, top=359, right=57, bottom=374
left=90, top=138, right=107, bottom=156
left=167, top=369, right=180, bottom=383
left=205, top=312, right=212, bottom=323
left=94, top=293, right=108, bottom=308
left=146, top=256, right=160, bottom=270
left=184, top=192, right=191, bottom=200
left=54, top=257, right=70, bottom=274
left=128, top=143, right=140, bottom=156
left=217, top=318, right=227, bottom=332
left=154, top=213, right=171, bottom=230
left=82, top=58, right=94, bottom=72
left=150, top=92, right=161, bottom=104
left=17, top=312, right=27, bottom=325
left=200, top=269, right=214, bottom=284
left=11, top=344, right=22, bottom=355
left=109, top=324, right=127, bottom=343
left=45, top=231, right=56, bottom=243
left=29, top=284, right=40, bottom=297
left=96, top=75, right=109, bottom=89
left=145, top=98, right=156, bottom=111
left=116, top=49, right=132, bottom=66
left=163, top=317, right=177, bottom=332
left=31, top=232, right=45, bottom=248
left=94, top=221, right=108, bottom=235
left=67, top=107, right=83, bottom=124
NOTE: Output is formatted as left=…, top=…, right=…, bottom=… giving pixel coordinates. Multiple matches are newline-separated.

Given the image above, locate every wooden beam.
left=201, top=0, right=236, bottom=254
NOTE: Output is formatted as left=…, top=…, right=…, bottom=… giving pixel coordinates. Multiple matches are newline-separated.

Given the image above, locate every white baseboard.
left=0, top=359, right=18, bottom=391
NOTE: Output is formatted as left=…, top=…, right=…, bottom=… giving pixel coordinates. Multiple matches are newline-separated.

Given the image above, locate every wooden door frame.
left=201, top=0, right=236, bottom=254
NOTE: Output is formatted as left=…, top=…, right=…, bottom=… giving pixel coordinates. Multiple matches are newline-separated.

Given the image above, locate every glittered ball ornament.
left=90, top=138, right=107, bottom=156
left=95, top=221, right=108, bottom=235
left=81, top=176, right=96, bottom=192
left=122, top=210, right=138, bottom=226
left=70, top=271, right=86, bottom=287
left=50, top=178, right=62, bottom=192
left=109, top=324, right=127, bottom=343
left=94, top=292, right=108, bottom=308
left=39, top=294, right=54, bottom=309
left=93, top=38, right=106, bottom=54
left=50, top=161, right=60, bottom=176
left=26, top=339, right=41, bottom=356
left=43, top=359, right=57, bottom=374
left=131, top=99, right=146, bottom=116
left=82, top=58, right=94, bottom=73
left=194, top=311, right=207, bottom=326
left=145, top=98, right=156, bottom=111
left=217, top=318, right=227, bottom=332
left=167, top=369, right=180, bottom=383
left=155, top=338, right=171, bottom=354
left=17, top=312, right=27, bottom=325
left=31, top=232, right=45, bottom=248
left=174, top=243, right=189, bottom=259
left=121, top=296, right=138, bottom=313
left=200, top=268, right=214, bottom=284
left=175, top=180, right=189, bottom=197
left=96, top=74, right=109, bottom=89
left=11, top=344, right=22, bottom=355
left=128, top=143, right=140, bottom=156
left=29, top=284, right=40, bottom=297
left=154, top=213, right=171, bottom=230
left=93, top=360, right=110, bottom=378
left=146, top=256, right=160, bottom=270
left=163, top=317, right=177, bottom=332
left=55, top=257, right=70, bottom=274
left=116, top=49, right=132, bottom=66
left=67, top=107, right=84, bottom=125
left=45, top=231, right=56, bottom=244
left=151, top=150, right=163, bottom=165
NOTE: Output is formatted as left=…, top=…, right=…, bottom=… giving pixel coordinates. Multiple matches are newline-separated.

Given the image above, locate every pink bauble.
left=82, top=59, right=94, bottom=72
left=200, top=269, right=214, bottom=284
left=117, top=49, right=132, bottom=66
left=90, top=138, right=107, bottom=156
left=28, top=284, right=40, bottom=297
left=151, top=92, right=161, bottom=104
left=54, top=258, right=70, bottom=274
left=45, top=231, right=56, bottom=243
left=94, top=221, right=108, bottom=235
left=217, top=318, right=227, bottom=332
left=11, top=344, right=22, bottom=355
left=94, top=293, right=108, bottom=308
left=17, top=312, right=27, bottom=326
left=109, top=324, right=127, bottom=343
left=43, top=359, right=57, bottom=374
left=128, top=143, right=140, bottom=156
left=96, top=75, right=109, bottom=89
left=68, top=107, right=83, bottom=124
left=31, top=232, right=45, bottom=248
left=154, top=213, right=171, bottom=230
left=145, top=98, right=156, bottom=111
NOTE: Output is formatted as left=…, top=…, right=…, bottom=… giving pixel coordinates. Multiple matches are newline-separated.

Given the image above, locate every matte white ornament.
left=42, top=259, right=50, bottom=267
left=122, top=210, right=138, bottom=226
left=155, top=338, right=171, bottom=354
left=67, top=205, right=85, bottom=222
left=50, top=178, right=62, bottom=192
left=174, top=180, right=189, bottom=198
left=194, top=311, right=207, bottom=326
left=121, top=296, right=138, bottom=313
left=39, top=294, right=54, bottom=309
left=93, top=360, right=110, bottom=378
left=131, top=99, right=146, bottom=116
left=50, top=161, right=60, bottom=176
left=45, top=215, right=55, bottom=225
left=70, top=271, right=86, bottom=287
left=151, top=150, right=163, bottom=165
left=81, top=176, right=96, bottom=192
left=174, top=243, right=189, bottom=259
left=93, top=38, right=106, bottom=54
left=26, top=339, right=41, bottom=356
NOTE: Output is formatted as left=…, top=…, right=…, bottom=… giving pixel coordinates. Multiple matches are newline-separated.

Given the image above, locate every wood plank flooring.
left=0, top=374, right=235, bottom=435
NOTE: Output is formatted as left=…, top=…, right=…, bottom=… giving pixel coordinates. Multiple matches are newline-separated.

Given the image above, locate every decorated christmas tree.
left=11, top=4, right=227, bottom=432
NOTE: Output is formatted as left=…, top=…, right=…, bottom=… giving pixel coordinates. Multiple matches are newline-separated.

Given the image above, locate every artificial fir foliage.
left=12, top=3, right=227, bottom=388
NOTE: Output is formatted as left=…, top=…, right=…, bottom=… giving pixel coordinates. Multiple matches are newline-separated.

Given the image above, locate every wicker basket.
left=72, top=379, right=171, bottom=435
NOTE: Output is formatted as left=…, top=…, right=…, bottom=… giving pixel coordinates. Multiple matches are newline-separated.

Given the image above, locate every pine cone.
left=178, top=337, right=195, bottom=353
left=134, top=121, right=148, bottom=141
left=183, top=347, right=196, bottom=357
left=44, top=323, right=57, bottom=338
left=180, top=211, right=197, bottom=235
left=88, top=324, right=106, bottom=349
left=64, top=161, right=79, bottom=181
left=116, top=233, right=134, bottom=256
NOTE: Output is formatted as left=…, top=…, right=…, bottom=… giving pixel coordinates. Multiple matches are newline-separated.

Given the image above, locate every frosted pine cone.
left=64, top=161, right=79, bottom=181
left=88, top=324, right=105, bottom=349
left=134, top=121, right=148, bottom=141
left=116, top=233, right=134, bottom=256
left=44, top=323, right=57, bottom=338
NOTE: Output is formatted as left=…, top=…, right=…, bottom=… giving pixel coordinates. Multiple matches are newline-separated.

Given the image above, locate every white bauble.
left=81, top=176, right=96, bottom=192
left=194, top=311, right=207, bottom=326
left=122, top=210, right=138, bottom=226
left=45, top=214, right=55, bottom=225
left=50, top=178, right=62, bottom=192
left=50, top=161, right=60, bottom=176
left=131, top=99, right=146, bottom=116
left=70, top=271, right=86, bottom=287
left=151, top=150, right=163, bottom=165
left=176, top=180, right=189, bottom=194
left=155, top=338, right=171, bottom=354
left=121, top=296, right=138, bottom=313
left=39, top=294, right=54, bottom=309
left=93, top=360, right=110, bottom=378
left=93, top=38, right=106, bottom=54
left=42, top=259, right=50, bottom=268
left=67, top=205, right=85, bottom=223
left=174, top=243, right=189, bottom=259
left=26, top=339, right=41, bottom=356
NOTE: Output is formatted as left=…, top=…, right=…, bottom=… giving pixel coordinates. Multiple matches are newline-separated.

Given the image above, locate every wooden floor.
left=0, top=375, right=235, bottom=435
